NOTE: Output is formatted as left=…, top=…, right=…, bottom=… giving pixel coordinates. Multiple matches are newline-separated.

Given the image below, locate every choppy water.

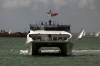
left=0, top=36, right=100, bottom=66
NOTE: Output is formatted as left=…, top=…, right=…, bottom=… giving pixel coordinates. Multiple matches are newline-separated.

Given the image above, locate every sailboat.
left=8, top=29, right=11, bottom=34
left=90, top=33, right=93, bottom=35
left=95, top=31, right=100, bottom=37
left=83, top=31, right=86, bottom=36
left=76, top=28, right=84, bottom=40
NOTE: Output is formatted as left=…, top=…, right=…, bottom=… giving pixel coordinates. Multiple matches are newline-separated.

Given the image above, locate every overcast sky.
left=0, top=0, right=100, bottom=33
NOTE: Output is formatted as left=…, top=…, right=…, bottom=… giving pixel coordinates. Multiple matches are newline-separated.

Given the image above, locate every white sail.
left=76, top=28, right=84, bottom=40
left=95, top=31, right=100, bottom=37
left=83, top=31, right=86, bottom=36
left=90, top=33, right=93, bottom=35
left=8, top=29, right=11, bottom=34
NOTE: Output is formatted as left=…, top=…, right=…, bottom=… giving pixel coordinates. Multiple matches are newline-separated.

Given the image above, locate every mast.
left=46, top=10, right=58, bottom=25
left=47, top=10, right=52, bottom=25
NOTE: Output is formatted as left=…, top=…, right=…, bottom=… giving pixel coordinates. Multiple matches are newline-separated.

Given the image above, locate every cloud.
left=53, top=0, right=67, bottom=9
left=3, top=0, right=31, bottom=8
left=78, top=0, right=88, bottom=8
left=38, top=0, right=49, bottom=5
left=78, top=0, right=99, bottom=10
left=2, top=0, right=100, bottom=10
left=31, top=4, right=38, bottom=11
left=34, top=0, right=67, bottom=9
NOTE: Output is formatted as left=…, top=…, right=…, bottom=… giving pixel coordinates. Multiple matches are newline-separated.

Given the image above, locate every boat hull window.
left=32, top=36, right=36, bottom=41
left=63, top=37, right=67, bottom=40
left=53, top=37, right=57, bottom=41
left=37, top=36, right=41, bottom=41
left=58, top=37, right=62, bottom=41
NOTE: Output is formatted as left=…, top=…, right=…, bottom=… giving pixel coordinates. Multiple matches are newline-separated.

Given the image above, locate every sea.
left=0, top=35, right=100, bottom=66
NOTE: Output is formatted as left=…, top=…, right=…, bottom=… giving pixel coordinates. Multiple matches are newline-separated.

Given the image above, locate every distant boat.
left=83, top=31, right=86, bottom=36
left=90, top=33, right=93, bottom=35
left=8, top=29, right=11, bottom=34
left=76, top=28, right=84, bottom=40
left=95, top=31, right=100, bottom=37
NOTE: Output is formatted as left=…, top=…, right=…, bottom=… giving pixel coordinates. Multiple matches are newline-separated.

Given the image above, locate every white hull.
left=26, top=30, right=72, bottom=44
left=26, top=30, right=73, bottom=55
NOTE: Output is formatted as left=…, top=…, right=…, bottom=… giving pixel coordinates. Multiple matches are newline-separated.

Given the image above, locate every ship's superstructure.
left=26, top=10, right=74, bottom=55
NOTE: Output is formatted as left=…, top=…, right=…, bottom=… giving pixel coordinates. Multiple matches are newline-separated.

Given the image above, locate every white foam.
left=72, top=50, right=100, bottom=52
left=20, top=50, right=31, bottom=55
left=20, top=49, right=100, bottom=55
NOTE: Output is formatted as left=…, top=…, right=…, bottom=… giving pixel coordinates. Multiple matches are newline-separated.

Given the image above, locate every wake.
left=72, top=50, right=100, bottom=52
left=20, top=49, right=100, bottom=55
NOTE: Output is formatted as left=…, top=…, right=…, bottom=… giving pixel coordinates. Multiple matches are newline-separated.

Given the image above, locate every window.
left=32, top=36, right=36, bottom=40
left=58, top=37, right=62, bottom=41
left=37, top=36, right=41, bottom=41
left=53, top=37, right=57, bottom=41
left=63, top=37, right=67, bottom=40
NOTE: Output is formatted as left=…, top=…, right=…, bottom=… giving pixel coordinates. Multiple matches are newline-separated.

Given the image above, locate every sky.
left=0, top=0, right=100, bottom=33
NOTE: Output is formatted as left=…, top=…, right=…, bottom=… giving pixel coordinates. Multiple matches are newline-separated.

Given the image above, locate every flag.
left=46, top=10, right=52, bottom=14
left=51, top=13, right=58, bottom=17
left=46, top=10, right=58, bottom=17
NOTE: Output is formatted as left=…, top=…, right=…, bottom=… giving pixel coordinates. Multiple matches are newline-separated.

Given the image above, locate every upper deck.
left=30, top=20, right=71, bottom=32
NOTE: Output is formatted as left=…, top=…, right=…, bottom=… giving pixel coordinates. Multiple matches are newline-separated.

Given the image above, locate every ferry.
left=26, top=10, right=74, bottom=55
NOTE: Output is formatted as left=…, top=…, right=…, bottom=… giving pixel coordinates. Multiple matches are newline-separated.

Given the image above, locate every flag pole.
left=47, top=10, right=52, bottom=25
left=46, top=10, right=58, bottom=25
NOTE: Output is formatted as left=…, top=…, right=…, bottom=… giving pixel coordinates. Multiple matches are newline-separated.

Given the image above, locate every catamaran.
left=25, top=10, right=74, bottom=55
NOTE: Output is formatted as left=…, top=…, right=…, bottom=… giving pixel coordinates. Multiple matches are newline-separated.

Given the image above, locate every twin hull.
left=31, top=41, right=73, bottom=55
